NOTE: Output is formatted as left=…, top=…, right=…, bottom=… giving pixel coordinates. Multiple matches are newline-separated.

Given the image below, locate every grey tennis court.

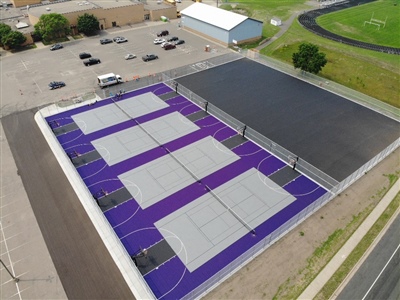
left=30, top=54, right=399, bottom=300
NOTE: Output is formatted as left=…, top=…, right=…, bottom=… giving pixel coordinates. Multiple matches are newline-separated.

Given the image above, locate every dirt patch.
left=204, top=147, right=400, bottom=300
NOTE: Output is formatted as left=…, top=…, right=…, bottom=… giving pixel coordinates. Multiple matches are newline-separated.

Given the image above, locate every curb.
left=299, top=179, right=400, bottom=299
left=329, top=204, right=400, bottom=299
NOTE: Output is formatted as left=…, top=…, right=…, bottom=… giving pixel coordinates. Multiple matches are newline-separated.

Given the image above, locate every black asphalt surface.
left=338, top=214, right=400, bottom=300
left=176, top=58, right=400, bottom=182
left=2, top=110, right=135, bottom=300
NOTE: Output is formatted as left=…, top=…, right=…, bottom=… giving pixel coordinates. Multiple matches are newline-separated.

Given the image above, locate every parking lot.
left=0, top=19, right=230, bottom=117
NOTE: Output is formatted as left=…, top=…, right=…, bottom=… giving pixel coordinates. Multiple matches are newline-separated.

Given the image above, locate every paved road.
left=2, top=110, right=136, bottom=299
left=337, top=213, right=400, bottom=300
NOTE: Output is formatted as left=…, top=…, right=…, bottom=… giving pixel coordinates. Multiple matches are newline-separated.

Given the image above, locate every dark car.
left=175, top=39, right=185, bottom=45
left=83, top=58, right=101, bottom=66
left=48, top=81, right=66, bottom=90
left=164, top=43, right=176, bottom=50
left=50, top=43, right=63, bottom=51
left=79, top=52, right=92, bottom=59
left=157, top=30, right=169, bottom=37
left=142, top=54, right=158, bottom=62
left=100, top=38, right=113, bottom=44
left=167, top=36, right=179, bottom=42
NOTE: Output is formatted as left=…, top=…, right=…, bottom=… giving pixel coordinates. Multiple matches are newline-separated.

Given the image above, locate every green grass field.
left=221, top=0, right=310, bottom=40
left=317, top=0, right=400, bottom=47
left=261, top=20, right=400, bottom=107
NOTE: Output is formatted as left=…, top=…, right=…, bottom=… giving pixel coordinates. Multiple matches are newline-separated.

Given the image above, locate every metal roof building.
left=180, top=3, right=263, bottom=46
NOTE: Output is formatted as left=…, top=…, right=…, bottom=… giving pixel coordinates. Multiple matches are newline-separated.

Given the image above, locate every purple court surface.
left=43, top=82, right=328, bottom=299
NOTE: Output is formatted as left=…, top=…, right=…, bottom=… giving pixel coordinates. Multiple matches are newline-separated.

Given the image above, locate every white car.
left=115, top=37, right=128, bottom=43
left=154, top=38, right=166, bottom=45
left=161, top=42, right=172, bottom=48
left=125, top=53, right=136, bottom=60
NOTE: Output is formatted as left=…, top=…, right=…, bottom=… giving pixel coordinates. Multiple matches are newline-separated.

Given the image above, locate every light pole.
left=0, top=259, right=20, bottom=282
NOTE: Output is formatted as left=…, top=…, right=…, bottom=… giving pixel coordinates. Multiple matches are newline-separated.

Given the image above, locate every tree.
left=2, top=31, right=26, bottom=49
left=77, top=13, right=99, bottom=35
left=0, top=23, right=12, bottom=46
left=292, top=43, right=327, bottom=75
left=34, top=13, right=70, bottom=41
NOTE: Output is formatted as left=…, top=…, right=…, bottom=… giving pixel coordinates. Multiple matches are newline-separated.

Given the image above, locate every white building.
left=181, top=3, right=263, bottom=46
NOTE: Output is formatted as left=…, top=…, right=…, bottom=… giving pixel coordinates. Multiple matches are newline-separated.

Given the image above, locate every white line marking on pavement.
left=362, top=242, right=400, bottom=300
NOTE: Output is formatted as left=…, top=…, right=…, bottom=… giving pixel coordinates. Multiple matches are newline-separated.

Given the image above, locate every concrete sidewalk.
left=299, top=179, right=400, bottom=299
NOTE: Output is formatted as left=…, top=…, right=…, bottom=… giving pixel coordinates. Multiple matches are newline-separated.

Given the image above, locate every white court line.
left=112, top=180, right=142, bottom=228
left=179, top=104, right=197, bottom=115
left=64, top=143, right=94, bottom=152
left=256, top=156, right=321, bottom=197
left=60, top=132, right=85, bottom=146
left=82, top=163, right=108, bottom=180
left=123, top=227, right=188, bottom=300
left=361, top=242, right=400, bottom=300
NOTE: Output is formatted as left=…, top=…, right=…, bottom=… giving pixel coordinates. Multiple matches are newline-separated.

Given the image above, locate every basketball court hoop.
left=237, top=125, right=246, bottom=137
left=288, top=155, right=299, bottom=170
left=200, top=101, right=208, bottom=112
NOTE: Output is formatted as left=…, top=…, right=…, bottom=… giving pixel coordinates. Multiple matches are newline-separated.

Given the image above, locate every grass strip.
left=272, top=174, right=399, bottom=300
left=315, top=184, right=400, bottom=299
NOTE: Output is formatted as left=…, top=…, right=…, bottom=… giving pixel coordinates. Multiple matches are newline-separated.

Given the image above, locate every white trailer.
left=97, top=73, right=123, bottom=88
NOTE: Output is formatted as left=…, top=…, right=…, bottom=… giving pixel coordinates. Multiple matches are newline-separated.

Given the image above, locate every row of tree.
left=33, top=13, right=100, bottom=41
left=0, top=13, right=99, bottom=49
left=0, top=23, right=26, bottom=48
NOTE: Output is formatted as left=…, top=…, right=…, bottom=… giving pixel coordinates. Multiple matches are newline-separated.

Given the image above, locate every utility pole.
left=0, top=259, right=20, bottom=282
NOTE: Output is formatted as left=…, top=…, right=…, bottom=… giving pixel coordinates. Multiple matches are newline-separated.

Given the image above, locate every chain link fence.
left=36, top=107, right=156, bottom=300
left=40, top=50, right=399, bottom=300
left=162, top=51, right=399, bottom=299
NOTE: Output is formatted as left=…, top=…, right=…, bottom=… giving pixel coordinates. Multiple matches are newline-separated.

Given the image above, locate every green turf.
left=222, top=0, right=400, bottom=106
left=261, top=21, right=400, bottom=108
left=316, top=0, right=400, bottom=48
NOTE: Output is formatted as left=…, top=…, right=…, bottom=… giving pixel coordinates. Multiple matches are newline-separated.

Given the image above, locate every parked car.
left=157, top=30, right=169, bottom=37
left=125, top=53, right=136, bottom=60
left=79, top=52, right=92, bottom=59
left=168, top=36, right=179, bottom=42
left=164, top=43, right=176, bottom=50
left=154, top=38, right=166, bottom=45
left=100, top=38, right=113, bottom=44
left=175, top=39, right=185, bottom=45
left=115, top=37, right=128, bottom=43
left=161, top=42, right=171, bottom=48
left=113, top=36, right=123, bottom=42
left=50, top=44, right=63, bottom=51
left=142, top=54, right=158, bottom=62
left=83, top=58, right=101, bottom=66
left=48, top=81, right=66, bottom=90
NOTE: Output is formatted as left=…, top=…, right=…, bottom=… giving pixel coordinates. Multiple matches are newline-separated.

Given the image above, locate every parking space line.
left=33, top=79, right=43, bottom=93
left=19, top=59, right=28, bottom=70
